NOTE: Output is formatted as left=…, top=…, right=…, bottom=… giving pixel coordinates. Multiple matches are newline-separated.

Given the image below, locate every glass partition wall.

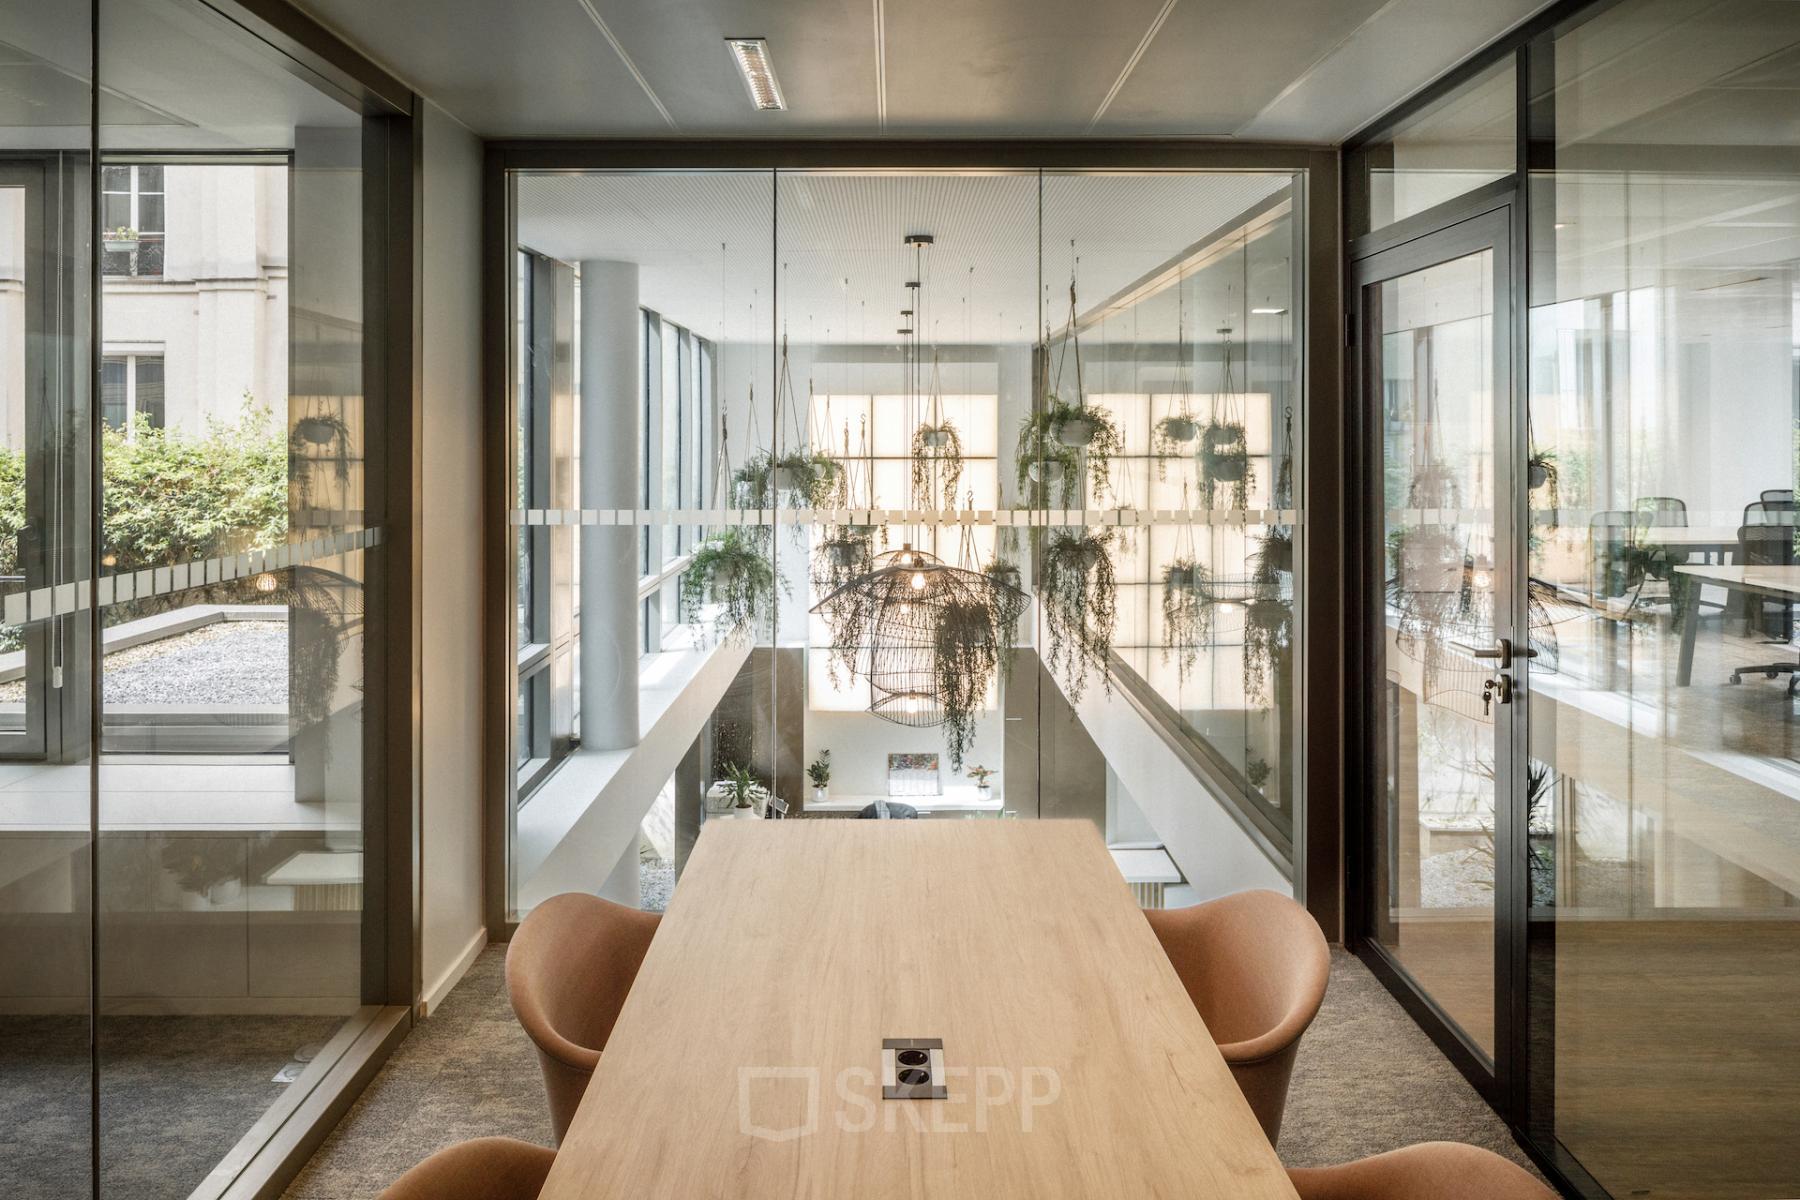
left=1350, top=1, right=1800, bottom=1195
left=1, top=3, right=404, bottom=1198
left=500, top=167, right=1308, bottom=920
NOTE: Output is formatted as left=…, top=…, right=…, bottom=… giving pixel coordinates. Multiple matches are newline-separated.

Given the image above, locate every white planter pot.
left=811, top=786, right=828, bottom=805
left=919, top=427, right=951, bottom=449
left=1055, top=416, right=1097, bottom=448
left=1028, top=459, right=1066, bottom=485
left=103, top=238, right=138, bottom=254
left=1160, top=416, right=1199, bottom=443
left=976, top=784, right=993, bottom=800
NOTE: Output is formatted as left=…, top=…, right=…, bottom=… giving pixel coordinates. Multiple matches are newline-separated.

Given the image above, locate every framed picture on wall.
left=887, top=753, right=940, bottom=798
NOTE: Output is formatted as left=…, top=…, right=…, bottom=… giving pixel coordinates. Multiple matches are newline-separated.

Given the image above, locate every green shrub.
left=0, top=402, right=289, bottom=648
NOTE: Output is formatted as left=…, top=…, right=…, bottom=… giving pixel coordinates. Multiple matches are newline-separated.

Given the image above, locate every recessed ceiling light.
left=1251, top=307, right=1286, bottom=315
left=725, top=38, right=785, bottom=111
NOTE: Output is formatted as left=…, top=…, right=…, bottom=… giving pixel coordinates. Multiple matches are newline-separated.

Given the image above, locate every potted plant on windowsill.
left=966, top=764, right=995, bottom=799
left=716, top=762, right=770, bottom=819
left=806, top=750, right=831, bottom=805
left=103, top=226, right=139, bottom=254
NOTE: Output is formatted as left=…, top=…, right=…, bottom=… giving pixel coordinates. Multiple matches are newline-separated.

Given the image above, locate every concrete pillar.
left=578, top=260, right=641, bottom=750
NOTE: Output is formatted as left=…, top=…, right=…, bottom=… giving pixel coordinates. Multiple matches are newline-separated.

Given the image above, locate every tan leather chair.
left=1288, top=1142, right=1556, bottom=1199
left=376, top=1137, right=556, bottom=1200
left=1142, top=889, right=1329, bottom=1145
left=506, top=893, right=660, bottom=1143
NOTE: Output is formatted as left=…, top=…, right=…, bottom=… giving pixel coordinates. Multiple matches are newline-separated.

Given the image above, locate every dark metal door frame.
left=1345, top=202, right=1531, bottom=1122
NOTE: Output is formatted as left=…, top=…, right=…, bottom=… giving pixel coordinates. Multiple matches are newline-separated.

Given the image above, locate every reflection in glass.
left=1527, top=1, right=1800, bottom=1192
left=504, top=167, right=1307, bottom=926
left=1374, top=248, right=1499, bottom=1059
left=1353, top=57, right=1516, bottom=235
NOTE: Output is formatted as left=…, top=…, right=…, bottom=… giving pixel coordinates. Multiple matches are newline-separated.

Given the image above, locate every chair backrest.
left=377, top=1137, right=557, bottom=1200
left=1142, top=890, right=1329, bottom=1145
left=1763, top=488, right=1794, bottom=505
left=1744, top=498, right=1798, bottom=527
left=1288, top=1142, right=1556, bottom=1200
left=857, top=800, right=919, bottom=819
left=506, top=893, right=660, bottom=1143
left=1633, top=495, right=1687, bottom=532
left=1739, top=522, right=1796, bottom=568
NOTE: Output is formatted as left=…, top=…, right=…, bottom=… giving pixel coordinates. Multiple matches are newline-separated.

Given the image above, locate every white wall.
left=1071, top=679, right=1291, bottom=902
left=417, top=101, right=488, bottom=1013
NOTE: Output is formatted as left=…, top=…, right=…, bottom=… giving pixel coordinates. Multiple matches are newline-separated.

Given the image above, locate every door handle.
left=1451, top=637, right=1538, bottom=670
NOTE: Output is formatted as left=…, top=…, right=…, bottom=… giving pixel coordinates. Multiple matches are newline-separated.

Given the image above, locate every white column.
left=578, top=260, right=641, bottom=751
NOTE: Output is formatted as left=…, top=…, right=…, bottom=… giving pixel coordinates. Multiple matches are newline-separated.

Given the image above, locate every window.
left=1349, top=57, right=1516, bottom=236
left=101, top=164, right=165, bottom=277
left=99, top=352, right=165, bottom=434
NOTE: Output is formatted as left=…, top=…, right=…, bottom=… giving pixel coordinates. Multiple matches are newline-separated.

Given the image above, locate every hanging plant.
left=732, top=451, right=773, bottom=509
left=768, top=450, right=841, bottom=507
left=1160, top=556, right=1214, bottom=683
left=1243, top=575, right=1292, bottom=708
left=911, top=420, right=964, bottom=509
left=1015, top=408, right=1082, bottom=507
left=681, top=528, right=775, bottom=640
left=1155, top=266, right=1201, bottom=480
left=1153, top=413, right=1201, bottom=479
left=933, top=597, right=1002, bottom=771
left=982, top=557, right=1028, bottom=679
left=1201, top=420, right=1253, bottom=510
left=1040, top=528, right=1118, bottom=702
left=811, top=525, right=875, bottom=597
left=1528, top=448, right=1560, bottom=529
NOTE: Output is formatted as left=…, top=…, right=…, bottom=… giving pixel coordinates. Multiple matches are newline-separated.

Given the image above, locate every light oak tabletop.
left=538, top=818, right=1298, bottom=1199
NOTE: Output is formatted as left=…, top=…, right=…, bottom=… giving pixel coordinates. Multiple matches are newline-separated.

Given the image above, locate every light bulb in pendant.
left=911, top=571, right=926, bottom=590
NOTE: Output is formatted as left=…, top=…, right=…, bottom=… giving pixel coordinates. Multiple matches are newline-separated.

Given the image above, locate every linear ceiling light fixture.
left=726, top=38, right=786, bottom=110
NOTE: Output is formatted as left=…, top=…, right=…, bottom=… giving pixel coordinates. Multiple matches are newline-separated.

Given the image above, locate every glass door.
left=1355, top=207, right=1524, bottom=1099
left=0, top=159, right=69, bottom=760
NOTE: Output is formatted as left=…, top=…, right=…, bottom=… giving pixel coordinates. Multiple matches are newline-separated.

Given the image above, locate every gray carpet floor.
left=1, top=1013, right=344, bottom=1199
left=283, top=947, right=1539, bottom=1198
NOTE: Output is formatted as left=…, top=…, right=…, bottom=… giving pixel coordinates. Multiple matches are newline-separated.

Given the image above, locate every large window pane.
left=94, top=2, right=377, bottom=1196
left=1352, top=57, right=1517, bottom=236
left=503, top=166, right=1308, bottom=926
left=1528, top=1, right=1800, bottom=1193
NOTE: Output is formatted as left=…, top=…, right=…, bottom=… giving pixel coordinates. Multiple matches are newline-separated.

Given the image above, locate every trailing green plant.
left=1015, top=408, right=1082, bottom=507
left=681, top=528, right=776, bottom=640
left=982, top=558, right=1028, bottom=679
left=806, top=750, right=831, bottom=788
left=1016, top=397, right=1123, bottom=508
left=910, top=419, right=964, bottom=509
left=1152, top=413, right=1201, bottom=479
left=1527, top=448, right=1560, bottom=529
left=731, top=448, right=839, bottom=513
left=1200, top=420, right=1253, bottom=510
left=932, top=597, right=1003, bottom=771
left=1039, top=528, right=1118, bottom=702
left=812, top=525, right=875, bottom=597
left=1160, top=556, right=1214, bottom=683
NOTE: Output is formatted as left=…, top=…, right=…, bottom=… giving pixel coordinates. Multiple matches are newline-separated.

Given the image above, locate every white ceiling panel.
left=290, top=0, right=1562, bottom=142
left=1096, top=0, right=1388, bottom=135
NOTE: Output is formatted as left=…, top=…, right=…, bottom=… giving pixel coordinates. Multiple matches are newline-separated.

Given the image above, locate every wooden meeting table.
left=537, top=819, right=1298, bottom=1198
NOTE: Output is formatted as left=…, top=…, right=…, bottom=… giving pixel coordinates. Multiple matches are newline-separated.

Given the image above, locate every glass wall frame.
left=0, top=3, right=422, bottom=1199
left=1347, top=4, right=1800, bottom=1196
left=481, top=145, right=1345, bottom=945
